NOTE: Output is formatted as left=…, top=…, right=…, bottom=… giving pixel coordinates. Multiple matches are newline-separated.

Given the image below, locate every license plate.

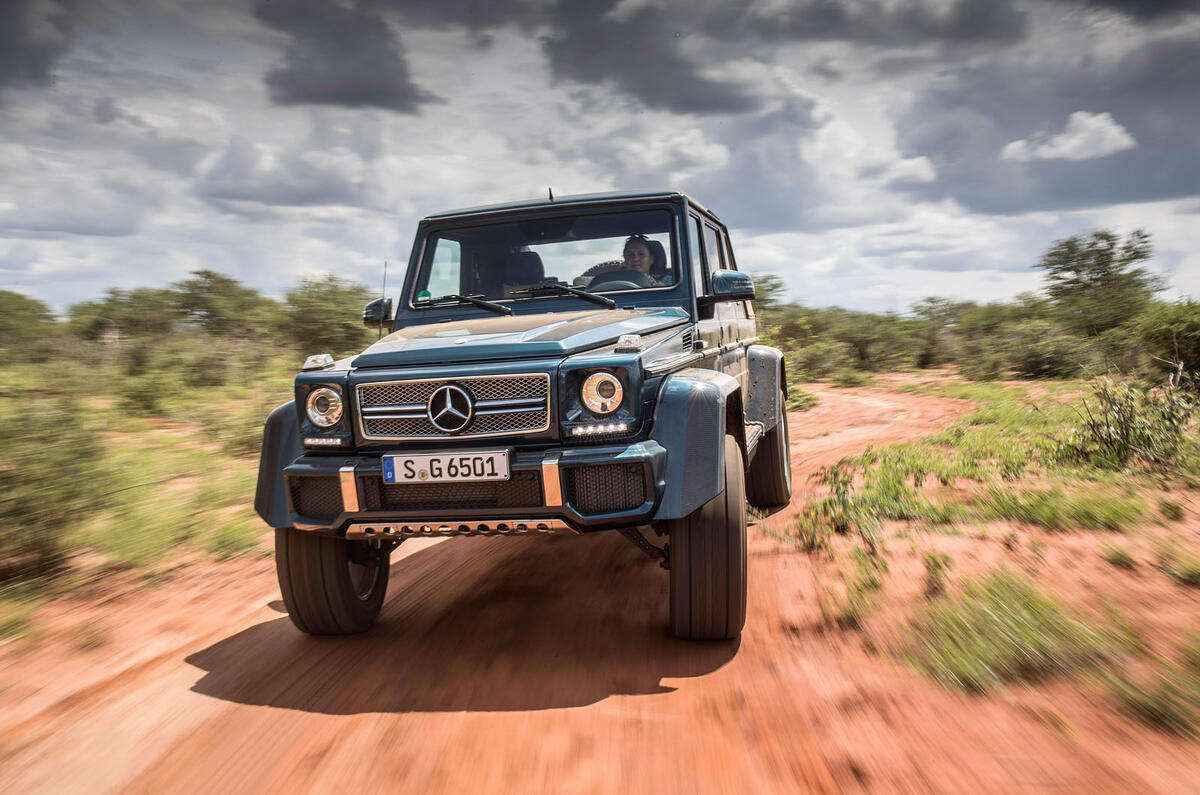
left=382, top=450, right=510, bottom=484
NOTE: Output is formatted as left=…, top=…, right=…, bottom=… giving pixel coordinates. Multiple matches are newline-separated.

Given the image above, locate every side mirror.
left=362, top=297, right=394, bottom=330
left=700, top=270, right=755, bottom=305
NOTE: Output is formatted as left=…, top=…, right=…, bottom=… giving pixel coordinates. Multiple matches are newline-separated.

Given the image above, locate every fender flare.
left=650, top=368, right=740, bottom=521
left=254, top=401, right=303, bottom=528
left=745, top=345, right=786, bottom=434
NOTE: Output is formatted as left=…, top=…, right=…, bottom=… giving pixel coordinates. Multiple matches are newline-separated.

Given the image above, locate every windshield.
left=412, top=209, right=676, bottom=305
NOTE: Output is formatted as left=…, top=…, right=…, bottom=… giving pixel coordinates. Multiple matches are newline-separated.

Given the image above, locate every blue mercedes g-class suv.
left=255, top=190, right=792, bottom=640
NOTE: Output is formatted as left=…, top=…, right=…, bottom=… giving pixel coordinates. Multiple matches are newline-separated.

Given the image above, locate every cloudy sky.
left=1, top=0, right=1198, bottom=315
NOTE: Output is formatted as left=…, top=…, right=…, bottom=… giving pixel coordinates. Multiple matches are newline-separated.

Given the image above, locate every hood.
left=351, top=307, right=689, bottom=368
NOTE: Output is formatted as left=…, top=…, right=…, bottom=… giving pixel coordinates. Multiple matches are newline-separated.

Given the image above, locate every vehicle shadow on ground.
left=186, top=531, right=738, bottom=714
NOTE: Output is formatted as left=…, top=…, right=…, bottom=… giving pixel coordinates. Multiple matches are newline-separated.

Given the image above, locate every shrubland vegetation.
left=757, top=229, right=1197, bottom=384
left=1, top=228, right=1198, bottom=738
left=0, top=272, right=375, bottom=631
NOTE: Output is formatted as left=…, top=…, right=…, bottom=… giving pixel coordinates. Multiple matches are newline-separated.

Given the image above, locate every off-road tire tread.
left=274, top=528, right=388, bottom=635
left=669, top=435, right=747, bottom=640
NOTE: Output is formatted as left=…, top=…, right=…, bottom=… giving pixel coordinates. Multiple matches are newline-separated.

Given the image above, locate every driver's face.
left=624, top=242, right=652, bottom=273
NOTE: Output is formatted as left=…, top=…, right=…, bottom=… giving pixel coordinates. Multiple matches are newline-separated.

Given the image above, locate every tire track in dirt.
left=0, top=386, right=971, bottom=794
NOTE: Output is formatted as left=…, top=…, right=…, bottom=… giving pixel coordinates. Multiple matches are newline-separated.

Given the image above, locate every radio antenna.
left=378, top=260, right=388, bottom=340
left=548, top=187, right=554, bottom=201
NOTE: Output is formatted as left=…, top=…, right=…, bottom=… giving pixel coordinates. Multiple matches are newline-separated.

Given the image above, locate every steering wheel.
left=587, top=268, right=654, bottom=291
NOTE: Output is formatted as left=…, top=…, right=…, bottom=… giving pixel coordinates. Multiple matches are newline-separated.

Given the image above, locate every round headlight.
left=581, top=371, right=624, bottom=415
left=306, top=387, right=344, bottom=428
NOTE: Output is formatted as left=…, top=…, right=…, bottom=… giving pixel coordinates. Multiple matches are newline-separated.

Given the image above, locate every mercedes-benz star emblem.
left=427, top=384, right=474, bottom=434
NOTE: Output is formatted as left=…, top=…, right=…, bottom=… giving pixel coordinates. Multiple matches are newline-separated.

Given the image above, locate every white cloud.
left=1000, top=111, right=1137, bottom=162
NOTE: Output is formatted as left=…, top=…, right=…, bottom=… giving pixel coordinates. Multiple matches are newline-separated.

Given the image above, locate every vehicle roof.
left=420, top=189, right=720, bottom=224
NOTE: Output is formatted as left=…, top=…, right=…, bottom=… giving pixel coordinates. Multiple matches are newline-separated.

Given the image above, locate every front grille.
left=566, top=463, right=647, bottom=514
left=289, top=476, right=343, bottom=519
left=357, top=374, right=550, bottom=440
left=360, top=470, right=543, bottom=511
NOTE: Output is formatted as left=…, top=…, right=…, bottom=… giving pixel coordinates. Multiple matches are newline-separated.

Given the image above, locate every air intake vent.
left=679, top=329, right=693, bottom=350
left=565, top=463, right=647, bottom=514
left=288, top=476, right=343, bottom=519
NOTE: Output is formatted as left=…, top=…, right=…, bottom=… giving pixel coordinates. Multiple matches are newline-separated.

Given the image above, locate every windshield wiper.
left=415, top=293, right=512, bottom=315
left=508, top=282, right=616, bottom=309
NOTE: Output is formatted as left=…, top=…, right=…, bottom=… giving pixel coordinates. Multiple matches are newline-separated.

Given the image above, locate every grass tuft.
left=922, top=550, right=953, bottom=597
left=905, top=570, right=1118, bottom=692
left=1109, top=671, right=1200, bottom=738
left=1101, top=542, right=1136, bottom=570
left=786, top=387, right=819, bottom=412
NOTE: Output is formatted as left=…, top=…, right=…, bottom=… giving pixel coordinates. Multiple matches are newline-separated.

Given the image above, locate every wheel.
left=747, top=386, right=792, bottom=512
left=275, top=528, right=390, bottom=635
left=668, top=434, right=747, bottom=640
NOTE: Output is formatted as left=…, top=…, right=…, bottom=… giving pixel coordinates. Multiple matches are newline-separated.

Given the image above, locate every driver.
left=620, top=235, right=665, bottom=286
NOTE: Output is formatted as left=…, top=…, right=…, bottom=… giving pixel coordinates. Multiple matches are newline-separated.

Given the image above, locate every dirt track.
left=3, top=385, right=1195, bottom=793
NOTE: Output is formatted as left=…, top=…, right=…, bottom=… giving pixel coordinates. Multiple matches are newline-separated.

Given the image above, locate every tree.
left=172, top=270, right=281, bottom=338
left=1035, top=229, right=1163, bottom=337
left=911, top=297, right=972, bottom=368
left=284, top=275, right=374, bottom=355
left=748, top=272, right=787, bottom=314
left=66, top=287, right=177, bottom=340
left=0, top=291, right=57, bottom=348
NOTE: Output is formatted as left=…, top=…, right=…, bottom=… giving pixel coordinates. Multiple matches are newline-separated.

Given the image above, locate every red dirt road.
left=2, top=385, right=1195, bottom=793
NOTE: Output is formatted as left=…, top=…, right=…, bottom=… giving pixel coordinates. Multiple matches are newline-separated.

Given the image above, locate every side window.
left=706, top=223, right=749, bottom=321
left=688, top=216, right=706, bottom=293
left=703, top=224, right=725, bottom=274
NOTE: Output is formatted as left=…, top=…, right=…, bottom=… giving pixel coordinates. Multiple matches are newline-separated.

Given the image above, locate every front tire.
left=275, top=528, right=390, bottom=635
left=668, top=434, right=747, bottom=640
left=747, top=386, right=792, bottom=512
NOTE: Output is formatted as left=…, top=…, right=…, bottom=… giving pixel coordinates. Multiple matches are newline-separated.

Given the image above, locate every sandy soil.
left=1, top=383, right=1197, bottom=794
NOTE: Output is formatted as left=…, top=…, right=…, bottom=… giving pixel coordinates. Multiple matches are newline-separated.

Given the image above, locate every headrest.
left=647, top=240, right=668, bottom=277
left=505, top=251, right=544, bottom=284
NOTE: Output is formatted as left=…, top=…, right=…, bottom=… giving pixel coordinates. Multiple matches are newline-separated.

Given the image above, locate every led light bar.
left=303, top=436, right=346, bottom=446
left=571, top=422, right=629, bottom=437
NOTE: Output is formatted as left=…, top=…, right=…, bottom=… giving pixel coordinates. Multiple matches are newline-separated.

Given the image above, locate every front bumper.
left=283, top=441, right=668, bottom=537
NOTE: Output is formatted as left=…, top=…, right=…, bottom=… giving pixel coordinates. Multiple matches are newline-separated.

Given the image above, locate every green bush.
left=1055, top=376, right=1196, bottom=470
left=832, top=368, right=870, bottom=388
left=957, top=345, right=1008, bottom=381
left=1137, top=300, right=1200, bottom=377
left=0, top=399, right=110, bottom=579
left=786, top=387, right=818, bottom=411
left=782, top=339, right=856, bottom=381
left=119, top=374, right=167, bottom=416
left=1011, top=320, right=1093, bottom=379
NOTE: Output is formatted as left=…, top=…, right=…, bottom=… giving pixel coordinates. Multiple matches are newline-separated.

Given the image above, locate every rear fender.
left=745, top=345, right=785, bottom=434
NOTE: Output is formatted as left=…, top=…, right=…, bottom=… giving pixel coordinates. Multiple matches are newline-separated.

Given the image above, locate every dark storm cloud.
left=895, top=37, right=1200, bottom=214
left=253, top=0, right=435, bottom=112
left=743, top=0, right=1028, bottom=45
left=249, top=0, right=1037, bottom=116
left=0, top=0, right=76, bottom=90
left=539, top=0, right=761, bottom=114
left=1070, top=0, right=1200, bottom=20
